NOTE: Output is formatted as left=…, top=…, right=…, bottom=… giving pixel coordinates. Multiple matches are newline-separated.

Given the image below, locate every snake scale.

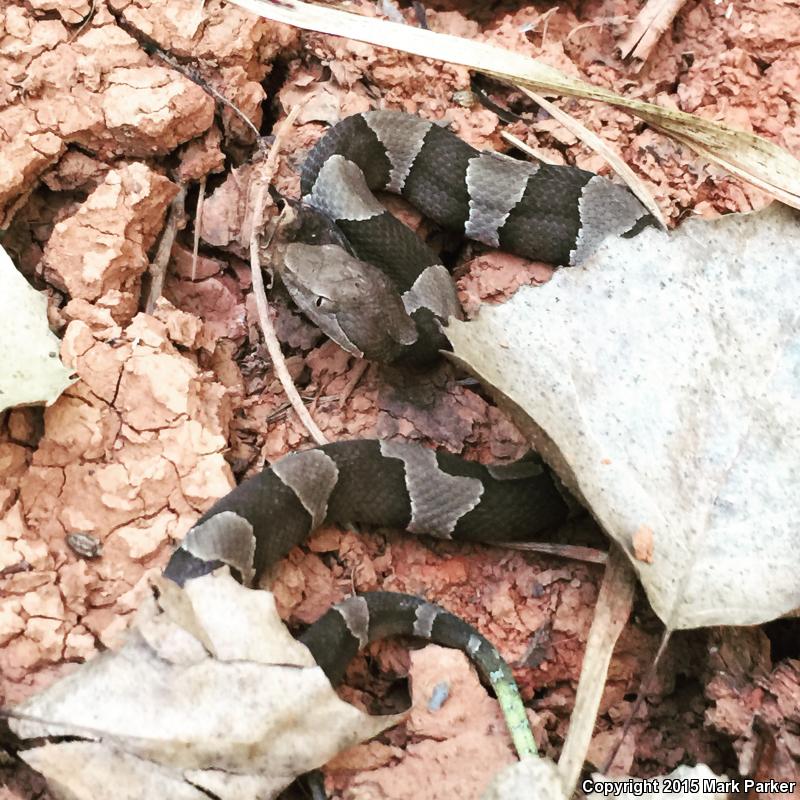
left=164, top=112, right=647, bottom=770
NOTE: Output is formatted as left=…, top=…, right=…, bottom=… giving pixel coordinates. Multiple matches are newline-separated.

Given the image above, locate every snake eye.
left=315, top=297, right=325, bottom=307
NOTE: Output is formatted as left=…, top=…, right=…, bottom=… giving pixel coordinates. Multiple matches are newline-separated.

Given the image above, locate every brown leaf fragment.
left=12, top=574, right=401, bottom=799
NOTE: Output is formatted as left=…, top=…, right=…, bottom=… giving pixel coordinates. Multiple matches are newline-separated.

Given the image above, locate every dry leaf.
left=448, top=204, right=800, bottom=630
left=0, top=245, right=74, bottom=412
left=12, top=571, right=402, bottom=800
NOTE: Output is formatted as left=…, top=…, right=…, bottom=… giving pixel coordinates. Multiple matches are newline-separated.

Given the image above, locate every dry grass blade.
left=228, top=0, right=800, bottom=209
left=618, top=0, right=690, bottom=63
left=497, top=541, right=608, bottom=565
left=500, top=130, right=559, bottom=165
left=191, top=177, right=206, bottom=282
left=516, top=87, right=666, bottom=229
left=248, top=105, right=328, bottom=445
left=557, top=545, right=637, bottom=795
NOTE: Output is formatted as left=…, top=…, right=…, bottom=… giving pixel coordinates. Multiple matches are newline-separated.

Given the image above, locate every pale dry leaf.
left=22, top=743, right=212, bottom=800
left=13, top=571, right=402, bottom=800
left=447, top=204, right=800, bottom=630
left=0, top=245, right=74, bottom=412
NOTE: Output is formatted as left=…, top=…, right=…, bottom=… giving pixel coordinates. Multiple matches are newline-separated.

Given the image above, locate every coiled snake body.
left=165, top=112, right=645, bottom=763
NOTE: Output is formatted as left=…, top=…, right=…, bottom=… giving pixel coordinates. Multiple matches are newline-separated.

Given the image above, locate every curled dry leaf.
left=0, top=245, right=74, bottom=413
left=12, top=571, right=402, bottom=800
left=447, top=204, right=800, bottom=630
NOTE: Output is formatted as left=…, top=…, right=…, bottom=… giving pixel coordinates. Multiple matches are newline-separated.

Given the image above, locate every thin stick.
left=337, top=360, right=370, bottom=405
left=69, top=0, right=96, bottom=40
left=191, top=177, right=206, bottom=282
left=146, top=184, right=187, bottom=313
left=566, top=15, right=631, bottom=42
left=248, top=107, right=328, bottom=445
left=109, top=10, right=261, bottom=141
left=519, top=6, right=559, bottom=48
left=499, top=130, right=559, bottom=165
left=497, top=540, right=607, bottom=565
left=152, top=48, right=260, bottom=140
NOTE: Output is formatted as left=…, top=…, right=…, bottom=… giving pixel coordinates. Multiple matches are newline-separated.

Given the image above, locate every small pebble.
left=66, top=532, right=103, bottom=559
left=428, top=681, right=450, bottom=711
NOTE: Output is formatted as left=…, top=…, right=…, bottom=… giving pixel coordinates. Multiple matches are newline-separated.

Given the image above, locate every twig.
left=152, top=48, right=261, bottom=140
left=337, top=360, right=370, bottom=405
left=499, top=131, right=559, bottom=165
left=566, top=15, right=631, bottom=43
left=519, top=6, right=560, bottom=49
left=106, top=8, right=261, bottom=141
left=69, top=0, right=96, bottom=40
left=497, top=540, right=607, bottom=564
left=191, top=177, right=206, bottom=281
left=247, top=107, right=328, bottom=445
left=618, top=0, right=689, bottom=65
left=146, top=184, right=187, bottom=313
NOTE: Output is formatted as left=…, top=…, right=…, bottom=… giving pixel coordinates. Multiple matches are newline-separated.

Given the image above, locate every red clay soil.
left=1, top=0, right=799, bottom=798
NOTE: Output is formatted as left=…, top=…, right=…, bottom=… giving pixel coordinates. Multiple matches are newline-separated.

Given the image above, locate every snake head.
left=280, top=243, right=419, bottom=363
